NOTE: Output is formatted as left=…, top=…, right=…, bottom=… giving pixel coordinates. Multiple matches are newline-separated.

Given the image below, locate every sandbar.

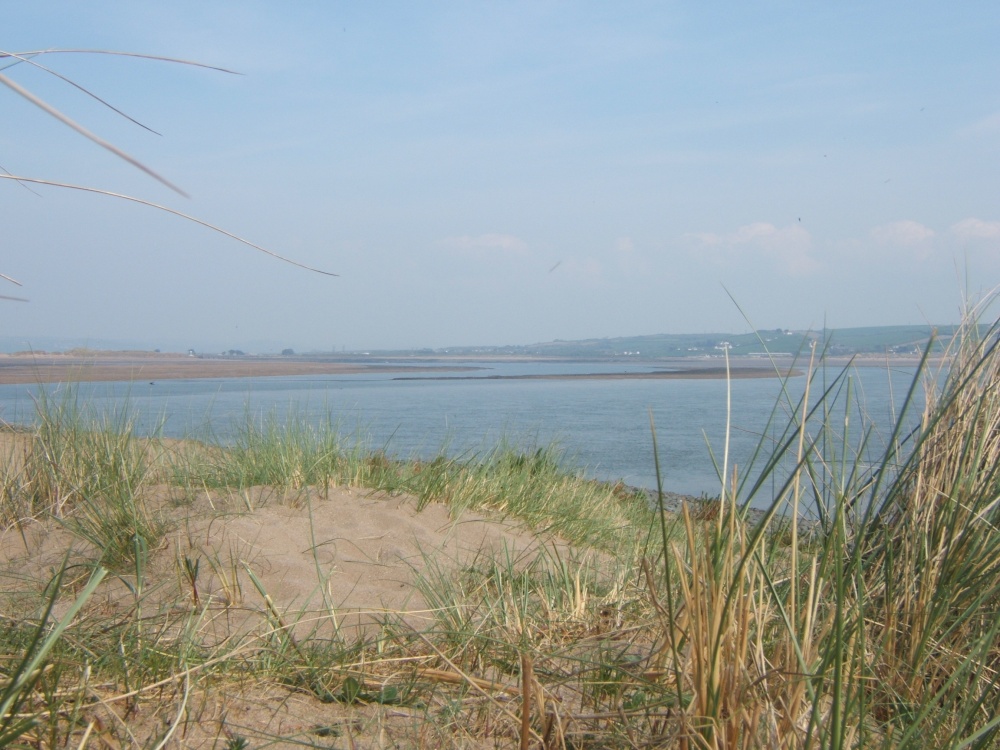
left=0, top=352, right=476, bottom=385
left=0, top=349, right=923, bottom=386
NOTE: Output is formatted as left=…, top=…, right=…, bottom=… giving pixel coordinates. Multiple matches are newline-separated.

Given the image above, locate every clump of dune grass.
left=1, top=390, right=163, bottom=570
left=178, top=411, right=349, bottom=491
left=175, top=415, right=656, bottom=552
left=402, top=441, right=656, bottom=552
left=629, top=305, right=1000, bottom=748
left=854, top=312, right=1000, bottom=746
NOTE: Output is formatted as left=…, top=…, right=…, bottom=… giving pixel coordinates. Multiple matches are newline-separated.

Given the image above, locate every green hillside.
left=435, top=324, right=965, bottom=358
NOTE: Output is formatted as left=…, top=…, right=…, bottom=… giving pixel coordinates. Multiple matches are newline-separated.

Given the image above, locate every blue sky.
left=3, top=2, right=1000, bottom=352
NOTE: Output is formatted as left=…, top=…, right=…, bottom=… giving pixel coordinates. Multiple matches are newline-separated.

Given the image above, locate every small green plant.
left=183, top=555, right=201, bottom=607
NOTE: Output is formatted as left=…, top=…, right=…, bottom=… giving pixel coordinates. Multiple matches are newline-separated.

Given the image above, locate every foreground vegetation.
left=2, top=311, right=1000, bottom=748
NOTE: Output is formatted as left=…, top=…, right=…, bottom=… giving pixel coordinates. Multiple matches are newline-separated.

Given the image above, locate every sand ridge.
left=0, top=473, right=568, bottom=641
left=0, top=351, right=477, bottom=385
left=162, top=485, right=563, bottom=636
left=0, top=430, right=584, bottom=745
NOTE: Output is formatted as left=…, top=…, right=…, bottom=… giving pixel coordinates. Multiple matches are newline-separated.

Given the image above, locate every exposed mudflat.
left=0, top=351, right=474, bottom=384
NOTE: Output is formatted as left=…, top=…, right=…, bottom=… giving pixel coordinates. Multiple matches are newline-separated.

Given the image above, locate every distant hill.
left=424, top=325, right=965, bottom=359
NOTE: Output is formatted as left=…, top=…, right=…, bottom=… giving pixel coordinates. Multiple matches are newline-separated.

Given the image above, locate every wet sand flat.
left=0, top=352, right=472, bottom=385
left=0, top=350, right=928, bottom=386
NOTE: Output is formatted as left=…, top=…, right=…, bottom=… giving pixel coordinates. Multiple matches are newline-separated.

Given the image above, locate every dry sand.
left=1, top=484, right=558, bottom=637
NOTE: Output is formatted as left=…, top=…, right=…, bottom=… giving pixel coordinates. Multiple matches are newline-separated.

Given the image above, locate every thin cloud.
left=442, top=233, right=530, bottom=258
left=952, top=218, right=1000, bottom=241
left=957, top=112, right=1000, bottom=138
left=613, top=236, right=649, bottom=276
left=688, top=222, right=819, bottom=276
left=561, top=256, right=603, bottom=285
left=870, top=220, right=935, bottom=246
left=615, top=237, right=635, bottom=255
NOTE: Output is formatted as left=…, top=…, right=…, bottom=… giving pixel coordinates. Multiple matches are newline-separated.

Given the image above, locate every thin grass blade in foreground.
left=0, top=176, right=338, bottom=276
left=0, top=48, right=240, bottom=134
left=0, top=47, right=238, bottom=194
left=2, top=46, right=337, bottom=282
left=0, top=562, right=107, bottom=748
left=0, top=71, right=187, bottom=196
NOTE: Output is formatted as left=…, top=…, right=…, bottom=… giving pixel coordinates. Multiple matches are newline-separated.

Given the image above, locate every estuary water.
left=0, top=359, right=924, bottom=504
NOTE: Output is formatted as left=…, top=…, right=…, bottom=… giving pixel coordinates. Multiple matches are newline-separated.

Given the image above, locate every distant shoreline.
left=0, top=350, right=935, bottom=386
left=394, top=366, right=801, bottom=382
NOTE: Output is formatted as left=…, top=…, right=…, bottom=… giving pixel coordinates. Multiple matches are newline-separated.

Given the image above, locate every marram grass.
left=2, top=311, right=1000, bottom=747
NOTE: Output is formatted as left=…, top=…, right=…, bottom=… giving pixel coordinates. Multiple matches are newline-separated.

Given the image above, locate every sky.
left=3, top=2, right=1000, bottom=353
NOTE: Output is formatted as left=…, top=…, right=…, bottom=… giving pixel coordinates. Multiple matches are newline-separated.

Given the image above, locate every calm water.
left=0, top=359, right=923, bottom=503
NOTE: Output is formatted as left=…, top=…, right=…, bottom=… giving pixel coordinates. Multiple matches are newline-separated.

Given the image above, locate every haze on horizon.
left=4, top=2, right=1000, bottom=353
